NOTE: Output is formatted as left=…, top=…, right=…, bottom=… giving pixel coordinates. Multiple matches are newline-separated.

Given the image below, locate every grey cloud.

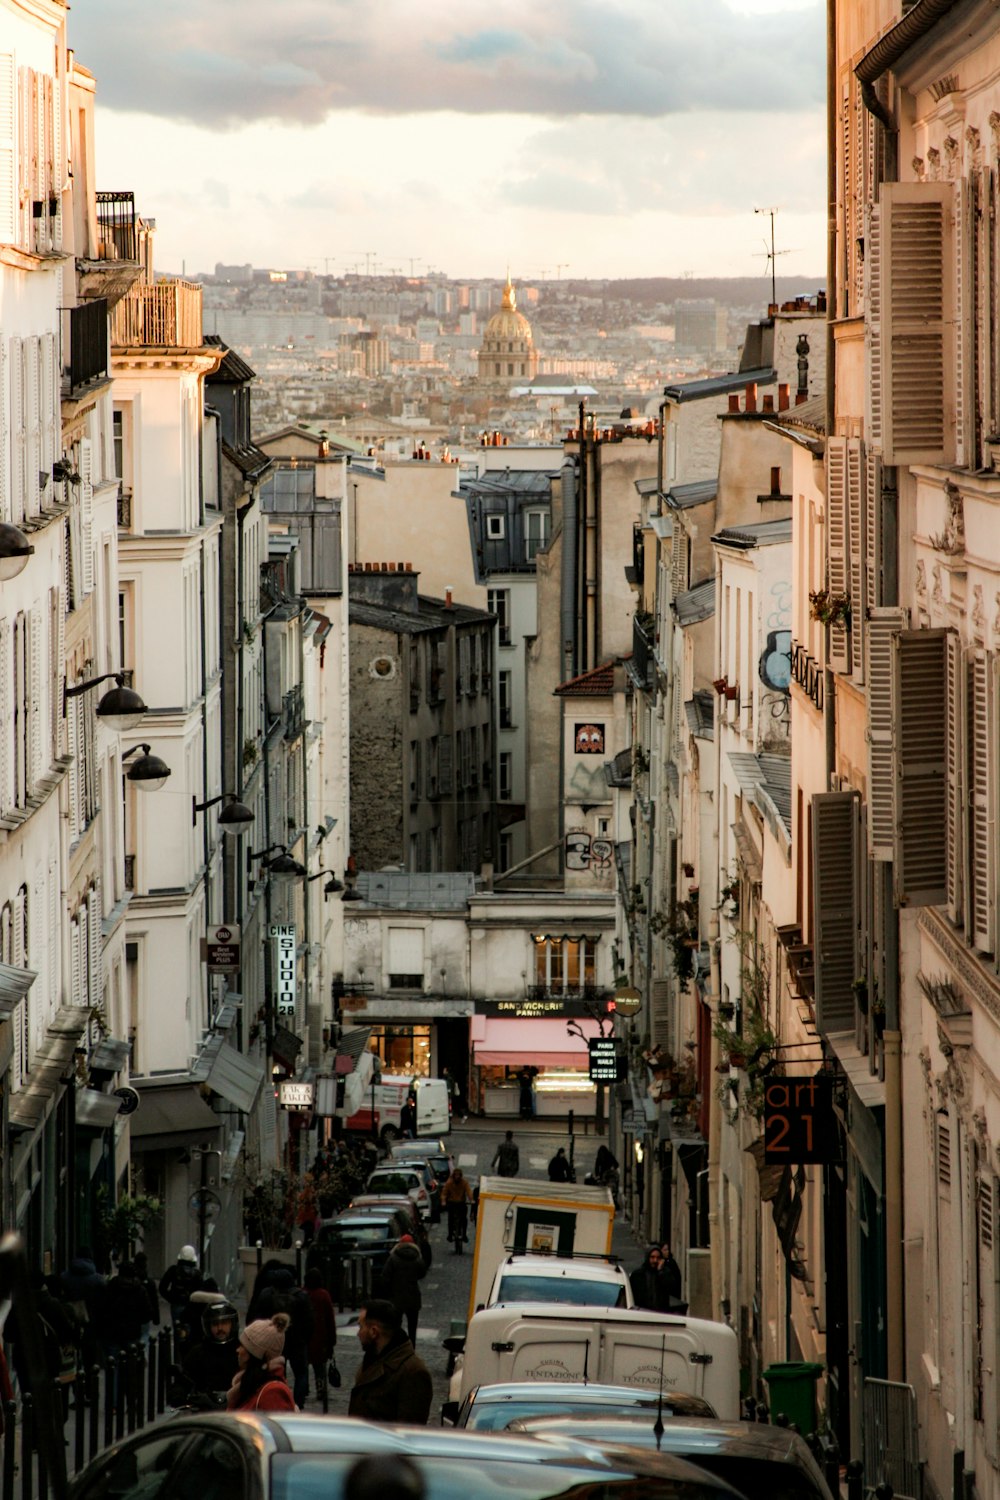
left=73, top=1, right=823, bottom=130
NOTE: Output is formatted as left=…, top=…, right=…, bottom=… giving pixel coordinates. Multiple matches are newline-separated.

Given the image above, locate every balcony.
left=77, top=192, right=142, bottom=306
left=282, top=683, right=305, bottom=741
left=790, top=641, right=823, bottom=710
left=111, top=280, right=203, bottom=348
left=67, top=298, right=109, bottom=393
left=631, top=613, right=656, bottom=694
left=117, top=485, right=133, bottom=530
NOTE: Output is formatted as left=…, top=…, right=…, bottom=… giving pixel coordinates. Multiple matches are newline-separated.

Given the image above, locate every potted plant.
left=682, top=862, right=695, bottom=878
left=809, top=588, right=851, bottom=627
left=724, top=683, right=739, bottom=701
left=713, top=677, right=728, bottom=695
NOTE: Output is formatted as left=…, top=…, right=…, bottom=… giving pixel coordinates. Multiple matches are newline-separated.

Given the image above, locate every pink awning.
left=471, top=1015, right=602, bottom=1067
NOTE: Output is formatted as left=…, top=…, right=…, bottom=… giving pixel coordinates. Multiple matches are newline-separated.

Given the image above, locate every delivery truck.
left=454, top=1304, right=740, bottom=1419
left=468, top=1176, right=616, bottom=1319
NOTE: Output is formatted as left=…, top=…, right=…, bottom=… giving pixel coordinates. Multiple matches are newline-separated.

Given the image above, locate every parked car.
left=365, top=1165, right=432, bottom=1221
left=508, top=1417, right=835, bottom=1500
left=386, top=1156, right=441, bottom=1222
left=485, top=1254, right=633, bottom=1309
left=446, top=1380, right=717, bottom=1430
left=312, top=1207, right=412, bottom=1274
left=348, top=1194, right=422, bottom=1235
left=68, top=1411, right=750, bottom=1500
left=392, top=1141, right=454, bottom=1220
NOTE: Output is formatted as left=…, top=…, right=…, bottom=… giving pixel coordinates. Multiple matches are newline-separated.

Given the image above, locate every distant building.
left=477, top=277, right=539, bottom=385
left=673, top=298, right=728, bottom=355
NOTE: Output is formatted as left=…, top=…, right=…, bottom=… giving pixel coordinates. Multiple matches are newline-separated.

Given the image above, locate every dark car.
left=313, top=1207, right=412, bottom=1275
left=393, top=1141, right=455, bottom=1221
left=507, top=1416, right=834, bottom=1500
left=68, top=1412, right=750, bottom=1500
left=448, top=1380, right=717, bottom=1430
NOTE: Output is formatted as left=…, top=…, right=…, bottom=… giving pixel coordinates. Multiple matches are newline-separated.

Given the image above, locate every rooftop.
left=713, top=518, right=793, bottom=549
left=555, top=660, right=617, bottom=698
left=663, top=366, right=776, bottom=405
left=667, top=478, right=718, bottom=511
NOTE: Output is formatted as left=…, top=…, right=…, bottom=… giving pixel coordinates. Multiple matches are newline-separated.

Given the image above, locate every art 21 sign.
left=763, top=1074, right=842, bottom=1165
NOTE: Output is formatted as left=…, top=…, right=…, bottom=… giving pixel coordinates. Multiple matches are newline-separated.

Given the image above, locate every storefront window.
left=533, top=937, right=597, bottom=993
left=368, top=1025, right=431, bottom=1076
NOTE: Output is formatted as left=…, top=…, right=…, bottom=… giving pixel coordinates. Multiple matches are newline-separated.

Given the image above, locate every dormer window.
left=486, top=514, right=506, bottom=540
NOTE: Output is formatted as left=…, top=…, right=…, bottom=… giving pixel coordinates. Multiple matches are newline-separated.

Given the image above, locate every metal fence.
left=862, top=1378, right=923, bottom=1500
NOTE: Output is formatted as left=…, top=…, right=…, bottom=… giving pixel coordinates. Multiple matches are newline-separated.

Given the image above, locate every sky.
left=77, top=0, right=826, bottom=284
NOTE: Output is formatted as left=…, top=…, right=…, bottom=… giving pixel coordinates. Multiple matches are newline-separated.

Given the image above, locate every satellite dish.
left=114, top=1086, right=140, bottom=1116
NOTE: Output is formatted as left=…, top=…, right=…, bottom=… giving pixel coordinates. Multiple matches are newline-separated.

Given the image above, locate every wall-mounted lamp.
left=341, top=857, right=362, bottom=902
left=192, top=791, right=254, bottom=835
left=122, top=743, right=171, bottom=792
left=247, top=844, right=306, bottom=880
left=0, top=522, right=35, bottom=581
left=65, top=671, right=147, bottom=731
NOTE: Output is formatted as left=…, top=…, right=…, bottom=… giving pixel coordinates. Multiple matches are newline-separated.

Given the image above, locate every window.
left=499, top=751, right=513, bottom=800
left=597, top=816, right=611, bottom=838
left=499, top=671, right=513, bottom=728
left=113, top=408, right=124, bottom=480
left=387, top=927, right=424, bottom=989
left=488, top=588, right=511, bottom=646
left=499, top=831, right=513, bottom=873
left=486, top=514, right=505, bottom=540
left=525, top=509, right=550, bottom=561
left=533, top=937, right=597, bottom=993
left=75, top=1430, right=194, bottom=1500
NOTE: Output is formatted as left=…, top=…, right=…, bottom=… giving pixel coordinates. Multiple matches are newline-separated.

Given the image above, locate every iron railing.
left=68, top=298, right=109, bottom=392
left=791, top=640, right=824, bottom=710
left=632, top=615, right=655, bottom=691
left=111, top=280, right=202, bottom=347
left=95, top=191, right=138, bottom=262
left=123, top=854, right=135, bottom=891
left=283, top=683, right=305, bottom=741
left=117, top=485, right=133, bottom=529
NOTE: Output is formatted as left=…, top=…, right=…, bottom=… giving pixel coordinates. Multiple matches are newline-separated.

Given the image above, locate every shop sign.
left=763, top=1074, right=842, bottom=1164
left=204, top=923, right=240, bottom=974
left=588, top=1037, right=624, bottom=1083
left=478, top=996, right=610, bottom=1020
left=279, top=1080, right=314, bottom=1112
left=271, top=924, right=297, bottom=1016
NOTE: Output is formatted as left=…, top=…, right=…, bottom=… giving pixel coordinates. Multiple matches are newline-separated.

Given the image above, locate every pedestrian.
left=247, top=1261, right=313, bottom=1410
left=660, top=1243, right=684, bottom=1309
left=442, top=1067, right=463, bottom=1121
left=440, top=1168, right=472, bottom=1253
left=592, top=1144, right=620, bottom=1208
left=399, top=1092, right=417, bottom=1139
left=60, top=1245, right=105, bottom=1372
left=517, top=1067, right=534, bottom=1119
left=304, top=1268, right=337, bottom=1402
left=158, top=1244, right=204, bottom=1344
left=226, top=1312, right=296, bottom=1413
left=100, top=1260, right=150, bottom=1355
left=548, top=1147, right=573, bottom=1183
left=132, top=1252, right=160, bottom=1345
left=170, top=1295, right=240, bottom=1405
left=629, top=1246, right=667, bottom=1311
left=491, top=1129, right=520, bottom=1178
left=348, top=1298, right=432, bottom=1424
left=378, top=1234, right=426, bottom=1345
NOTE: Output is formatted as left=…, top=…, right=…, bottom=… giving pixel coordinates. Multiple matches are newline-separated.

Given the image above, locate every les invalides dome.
left=477, top=276, right=539, bottom=384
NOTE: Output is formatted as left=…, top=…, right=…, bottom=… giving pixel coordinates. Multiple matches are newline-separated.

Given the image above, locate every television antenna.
left=754, top=207, right=792, bottom=310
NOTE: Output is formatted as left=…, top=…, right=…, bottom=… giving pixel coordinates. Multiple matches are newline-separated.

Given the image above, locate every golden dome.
left=483, top=277, right=533, bottom=344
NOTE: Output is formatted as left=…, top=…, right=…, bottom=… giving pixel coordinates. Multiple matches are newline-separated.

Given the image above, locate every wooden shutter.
left=841, top=81, right=853, bottom=318
left=0, top=336, right=7, bottom=520
left=866, top=204, right=882, bottom=448
left=24, top=337, right=38, bottom=518
left=879, top=181, right=955, bottom=466
left=0, top=617, right=8, bottom=813
left=826, top=436, right=850, bottom=673
left=946, top=632, right=965, bottom=927
left=848, top=439, right=865, bottom=679
left=812, top=790, right=859, bottom=1033
left=438, top=735, right=453, bottom=795
left=18, top=67, right=31, bottom=248
left=79, top=437, right=93, bottom=594
left=955, top=178, right=973, bottom=469
left=892, top=629, right=949, bottom=907
left=978, top=1169, right=999, bottom=1458
left=41, top=331, right=56, bottom=484
left=9, top=334, right=22, bottom=522
left=866, top=606, right=908, bottom=860
left=864, top=447, right=882, bottom=616
left=69, top=913, right=81, bottom=1006
left=968, top=651, right=995, bottom=954
left=88, top=882, right=103, bottom=1010
left=0, top=53, right=15, bottom=246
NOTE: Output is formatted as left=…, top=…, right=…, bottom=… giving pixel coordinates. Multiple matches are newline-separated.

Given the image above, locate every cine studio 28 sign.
left=763, top=1074, right=842, bottom=1165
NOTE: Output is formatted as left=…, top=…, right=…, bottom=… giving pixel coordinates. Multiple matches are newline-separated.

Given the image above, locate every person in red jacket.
left=226, top=1312, right=296, bottom=1412
left=304, top=1267, right=337, bottom=1404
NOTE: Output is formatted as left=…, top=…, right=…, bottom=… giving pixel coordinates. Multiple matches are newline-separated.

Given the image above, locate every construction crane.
left=554, top=263, right=569, bottom=278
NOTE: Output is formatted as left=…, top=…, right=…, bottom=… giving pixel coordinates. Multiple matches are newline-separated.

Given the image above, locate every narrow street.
left=319, top=1118, right=640, bottom=1419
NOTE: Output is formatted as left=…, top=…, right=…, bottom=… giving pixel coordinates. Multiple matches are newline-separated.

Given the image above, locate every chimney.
left=744, top=382, right=757, bottom=413
left=728, top=393, right=740, bottom=413
left=778, top=383, right=790, bottom=411
left=762, top=394, right=774, bottom=413
left=445, top=586, right=453, bottom=608
left=795, top=390, right=807, bottom=405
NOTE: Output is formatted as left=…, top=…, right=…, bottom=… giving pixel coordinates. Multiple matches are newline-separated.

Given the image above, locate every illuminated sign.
left=279, top=1080, right=315, bottom=1111
left=588, top=1037, right=625, bottom=1083
left=271, top=925, right=297, bottom=1017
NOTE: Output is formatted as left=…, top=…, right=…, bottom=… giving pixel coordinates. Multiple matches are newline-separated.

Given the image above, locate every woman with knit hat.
left=226, top=1311, right=296, bottom=1412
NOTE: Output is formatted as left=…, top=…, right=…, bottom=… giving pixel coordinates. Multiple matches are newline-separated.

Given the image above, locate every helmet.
left=202, top=1300, right=239, bottom=1344
left=178, top=1245, right=198, bottom=1264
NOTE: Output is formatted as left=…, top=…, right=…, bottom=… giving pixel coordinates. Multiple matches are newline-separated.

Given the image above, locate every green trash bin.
left=762, top=1362, right=823, bottom=1435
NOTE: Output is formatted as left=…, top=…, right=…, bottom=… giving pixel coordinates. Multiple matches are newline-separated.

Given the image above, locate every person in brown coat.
left=348, top=1299, right=432, bottom=1424
left=304, top=1267, right=337, bottom=1401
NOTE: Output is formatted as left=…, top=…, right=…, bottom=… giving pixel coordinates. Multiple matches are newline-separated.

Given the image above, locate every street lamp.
left=64, top=671, right=147, bottom=731
left=248, top=843, right=306, bottom=880
left=192, top=791, right=254, bottom=835
left=0, top=522, right=34, bottom=580
left=122, top=743, right=171, bottom=792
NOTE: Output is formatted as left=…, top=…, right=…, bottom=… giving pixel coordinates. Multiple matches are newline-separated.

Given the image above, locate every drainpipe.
left=560, top=457, right=578, bottom=683
left=576, top=402, right=587, bottom=676
left=707, top=551, right=724, bottom=1316
left=824, top=0, right=837, bottom=786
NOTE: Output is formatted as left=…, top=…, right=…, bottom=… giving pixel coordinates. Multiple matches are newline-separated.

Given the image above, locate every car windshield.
left=320, top=1222, right=389, bottom=1245
left=495, top=1275, right=627, bottom=1307
left=271, top=1453, right=726, bottom=1500
left=466, top=1399, right=658, bottom=1432
left=368, top=1173, right=418, bottom=1193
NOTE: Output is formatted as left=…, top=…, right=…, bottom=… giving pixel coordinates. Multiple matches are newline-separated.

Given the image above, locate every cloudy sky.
left=76, top=0, right=826, bottom=282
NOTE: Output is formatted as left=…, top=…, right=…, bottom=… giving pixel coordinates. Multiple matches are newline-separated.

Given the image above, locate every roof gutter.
left=855, top=0, right=962, bottom=87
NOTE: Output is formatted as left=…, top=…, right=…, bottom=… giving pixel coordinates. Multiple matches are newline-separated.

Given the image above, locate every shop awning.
left=9, top=1006, right=87, bottom=1133
left=471, top=1015, right=602, bottom=1067
left=0, top=961, right=37, bottom=1016
left=74, top=1088, right=122, bottom=1129
left=194, top=1038, right=265, bottom=1114
left=129, top=1083, right=222, bottom=1147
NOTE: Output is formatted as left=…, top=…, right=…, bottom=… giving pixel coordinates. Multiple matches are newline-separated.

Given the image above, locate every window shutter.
left=866, top=205, right=882, bottom=448
left=24, top=336, right=38, bottom=518
left=826, top=436, right=850, bottom=673
left=848, top=439, right=865, bottom=680
left=88, top=882, right=103, bottom=1010
left=867, top=606, right=908, bottom=859
left=79, top=438, right=94, bottom=595
left=946, top=632, right=965, bottom=927
left=879, top=181, right=955, bottom=466
left=0, top=617, right=8, bottom=814
left=69, top=914, right=81, bottom=1007
left=892, top=629, right=949, bottom=907
left=18, top=67, right=31, bottom=248
left=968, top=651, right=995, bottom=954
left=955, top=178, right=973, bottom=468
left=29, top=603, right=42, bottom=789
left=0, top=54, right=15, bottom=246
left=0, top=336, right=7, bottom=520
left=979, top=1170, right=999, bottom=1458
left=41, top=331, right=56, bottom=483
left=983, top=168, right=997, bottom=446
left=841, top=81, right=853, bottom=318
left=9, top=335, right=22, bottom=522
left=812, top=789, right=859, bottom=1034
left=864, top=447, right=882, bottom=616
left=438, top=735, right=453, bottom=795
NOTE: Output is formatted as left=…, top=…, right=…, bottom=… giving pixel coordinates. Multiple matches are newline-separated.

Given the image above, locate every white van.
left=454, top=1304, right=739, bottom=1419
left=346, top=1074, right=450, bottom=1142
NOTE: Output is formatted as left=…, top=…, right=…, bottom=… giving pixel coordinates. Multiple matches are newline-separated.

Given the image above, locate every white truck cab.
left=486, top=1254, right=634, bottom=1310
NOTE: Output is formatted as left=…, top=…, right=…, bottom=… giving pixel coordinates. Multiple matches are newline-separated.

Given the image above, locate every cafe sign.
left=279, top=1080, right=314, bottom=1112
left=763, top=1074, right=842, bottom=1165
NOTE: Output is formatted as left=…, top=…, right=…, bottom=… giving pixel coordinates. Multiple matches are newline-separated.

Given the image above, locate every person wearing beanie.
left=377, top=1234, right=426, bottom=1345
left=226, top=1311, right=296, bottom=1412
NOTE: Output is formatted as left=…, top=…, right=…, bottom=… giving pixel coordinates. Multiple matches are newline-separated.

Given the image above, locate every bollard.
left=87, top=1368, right=99, bottom=1464
left=156, top=1330, right=169, bottom=1414
left=3, top=1399, right=16, bottom=1500
left=295, top=1240, right=303, bottom=1285
left=125, top=1346, right=138, bottom=1435
left=103, top=1361, right=114, bottom=1450
left=73, top=1376, right=85, bottom=1474
left=847, top=1457, right=864, bottom=1500
left=20, top=1393, right=33, bottom=1500
left=35, top=1428, right=45, bottom=1500
left=146, top=1336, right=157, bottom=1425
left=114, top=1354, right=126, bottom=1442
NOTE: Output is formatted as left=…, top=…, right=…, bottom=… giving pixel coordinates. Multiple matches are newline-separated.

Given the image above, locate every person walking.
left=247, top=1261, right=313, bottom=1410
left=304, top=1268, right=337, bottom=1407
left=547, top=1147, right=573, bottom=1183
left=659, top=1243, right=685, bottom=1310
left=440, top=1168, right=472, bottom=1253
left=517, top=1067, right=534, bottom=1119
left=100, top=1261, right=151, bottom=1359
left=629, top=1246, right=667, bottom=1311
left=491, top=1129, right=519, bottom=1178
left=348, top=1299, right=432, bottom=1424
left=226, top=1312, right=296, bottom=1413
left=378, top=1234, right=426, bottom=1345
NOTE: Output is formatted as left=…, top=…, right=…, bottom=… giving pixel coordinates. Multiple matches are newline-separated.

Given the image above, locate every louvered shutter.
left=979, top=1170, right=998, bottom=1459
left=841, top=82, right=853, bottom=318
left=984, top=168, right=998, bottom=445
left=867, top=606, right=908, bottom=860
left=18, top=67, right=32, bottom=248
left=0, top=618, right=8, bottom=813
left=79, top=437, right=93, bottom=594
left=88, top=882, right=103, bottom=1011
left=10, top=335, right=22, bottom=522
left=50, top=70, right=62, bottom=247
left=28, top=604, right=41, bottom=789
left=24, top=337, right=38, bottom=518
left=41, top=331, right=56, bottom=484
left=0, top=54, right=15, bottom=245
left=812, top=790, right=858, bottom=1033
left=438, top=735, right=453, bottom=795
left=0, top=337, right=6, bottom=519
left=892, top=629, right=949, bottom=907
left=47, top=855, right=57, bottom=1010
left=864, top=448, right=882, bottom=616
left=69, top=914, right=81, bottom=1006
left=866, top=205, right=882, bottom=448
left=848, top=440, right=865, bottom=679
left=879, top=181, right=955, bottom=466
left=946, top=632, right=965, bottom=927
left=651, top=977, right=670, bottom=1046
left=826, top=437, right=850, bottom=673
left=968, top=651, right=995, bottom=954
left=67, top=693, right=80, bottom=838
left=955, top=178, right=973, bottom=468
